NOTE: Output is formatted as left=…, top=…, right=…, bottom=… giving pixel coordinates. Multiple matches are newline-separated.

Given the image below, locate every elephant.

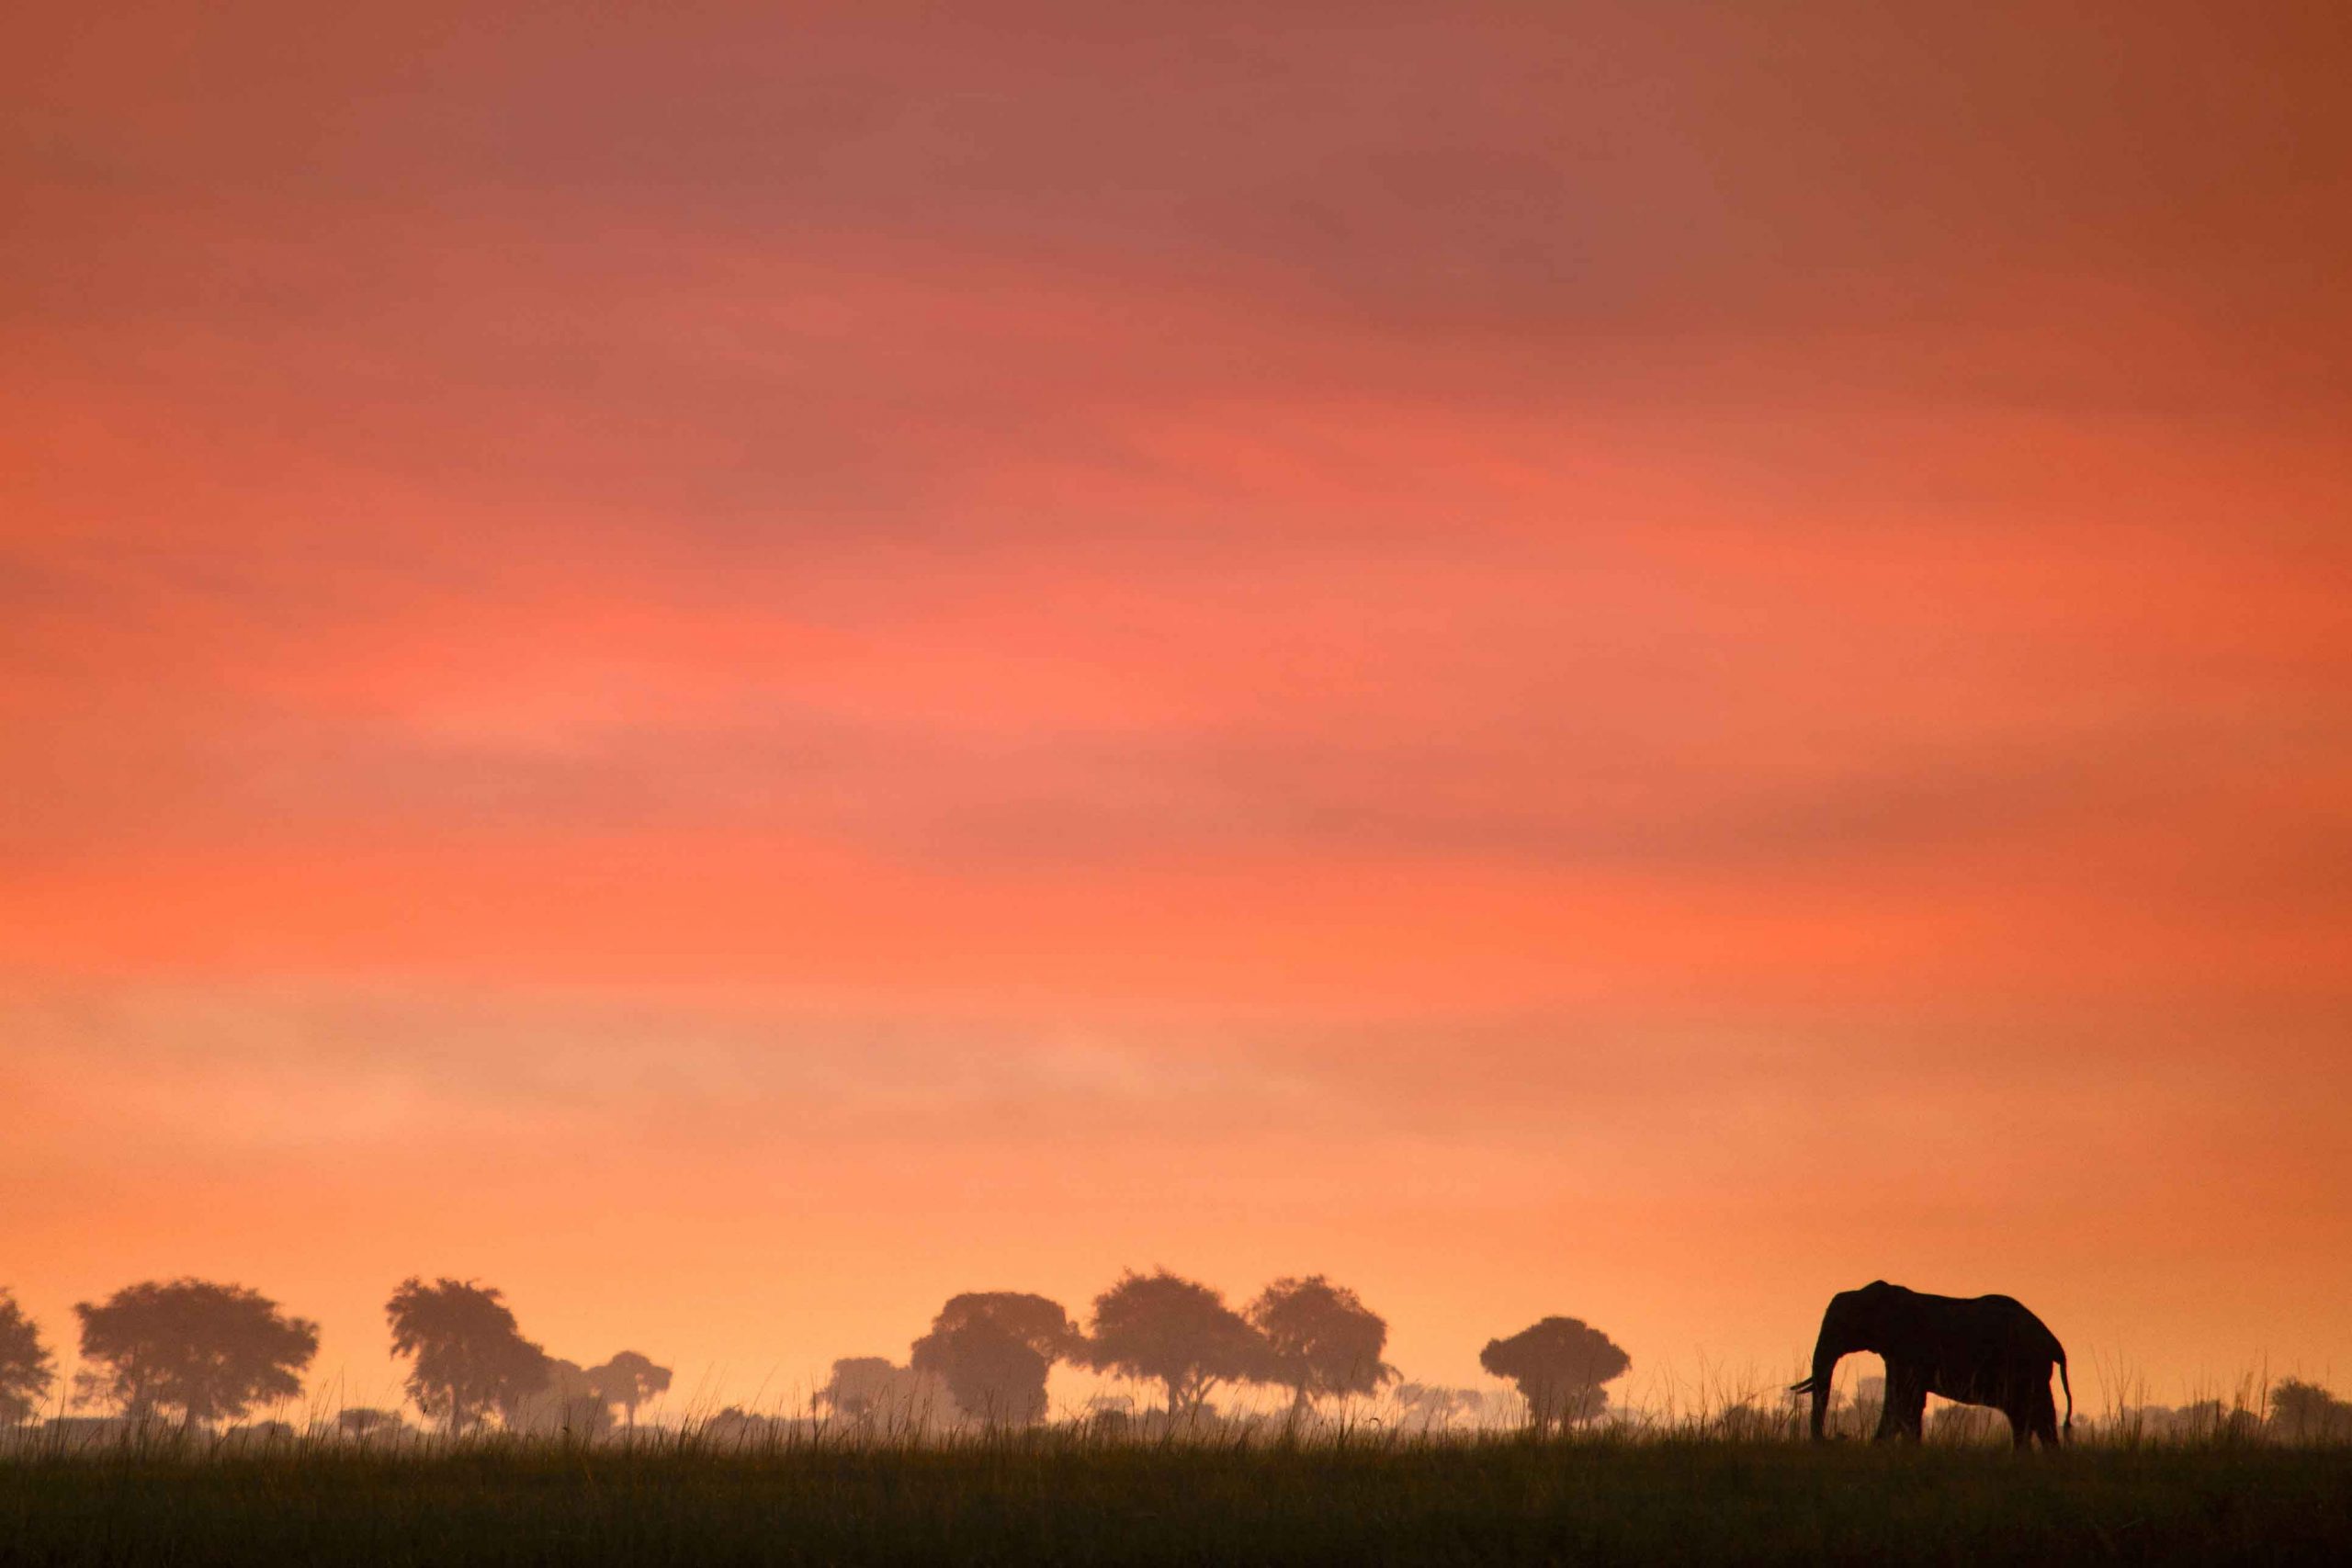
left=1790, top=1280, right=2072, bottom=1450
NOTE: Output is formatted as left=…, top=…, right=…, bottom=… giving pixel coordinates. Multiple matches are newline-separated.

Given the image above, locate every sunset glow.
left=6, top=2, right=2349, bottom=1418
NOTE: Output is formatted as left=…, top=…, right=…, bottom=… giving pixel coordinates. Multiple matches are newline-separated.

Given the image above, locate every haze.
left=5, top=1, right=2348, bottom=1413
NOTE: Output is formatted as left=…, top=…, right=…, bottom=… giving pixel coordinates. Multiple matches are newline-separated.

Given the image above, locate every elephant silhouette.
left=1790, top=1280, right=2072, bottom=1450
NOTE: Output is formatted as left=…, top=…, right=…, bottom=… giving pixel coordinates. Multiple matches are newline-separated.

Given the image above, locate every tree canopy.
left=587, top=1350, right=673, bottom=1428
left=498, top=1357, right=612, bottom=1437
left=1247, top=1276, right=1395, bottom=1413
left=335, top=1407, right=405, bottom=1438
left=1477, top=1315, right=1631, bottom=1432
left=1080, top=1269, right=1268, bottom=1419
left=385, top=1277, right=550, bottom=1434
left=0, top=1289, right=54, bottom=1425
left=73, top=1279, right=318, bottom=1428
left=910, top=1292, right=1084, bottom=1426
left=2271, top=1377, right=2352, bottom=1443
left=813, top=1356, right=949, bottom=1430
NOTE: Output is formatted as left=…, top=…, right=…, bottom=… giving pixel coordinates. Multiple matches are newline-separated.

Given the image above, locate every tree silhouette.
left=1477, top=1315, right=1630, bottom=1434
left=587, top=1350, right=673, bottom=1430
left=814, top=1357, right=899, bottom=1422
left=336, top=1407, right=405, bottom=1438
left=384, top=1277, right=550, bottom=1435
left=73, top=1279, right=318, bottom=1430
left=920, top=1318, right=1051, bottom=1426
left=813, top=1356, right=949, bottom=1430
left=499, top=1357, right=612, bottom=1437
left=2270, top=1377, right=2352, bottom=1443
left=1248, top=1275, right=1395, bottom=1417
left=1394, top=1382, right=1479, bottom=1432
left=910, top=1292, right=1083, bottom=1427
left=1080, top=1269, right=1269, bottom=1420
left=0, top=1289, right=54, bottom=1425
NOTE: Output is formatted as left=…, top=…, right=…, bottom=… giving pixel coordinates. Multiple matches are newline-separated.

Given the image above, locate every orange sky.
left=5, top=1, right=2350, bottom=1418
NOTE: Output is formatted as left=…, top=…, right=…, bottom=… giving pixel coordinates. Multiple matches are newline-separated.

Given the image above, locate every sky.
left=5, top=1, right=2350, bottom=1419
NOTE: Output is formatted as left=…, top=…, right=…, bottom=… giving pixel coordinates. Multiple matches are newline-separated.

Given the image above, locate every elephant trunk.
left=1802, top=1331, right=1845, bottom=1441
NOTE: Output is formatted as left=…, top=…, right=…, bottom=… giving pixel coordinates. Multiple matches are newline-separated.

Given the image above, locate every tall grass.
left=4, top=1406, right=2348, bottom=1566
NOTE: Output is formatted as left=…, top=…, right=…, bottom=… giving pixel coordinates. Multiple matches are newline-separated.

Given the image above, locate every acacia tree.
left=1477, top=1315, right=1630, bottom=1434
left=1, top=1290, right=55, bottom=1425
left=385, top=1278, right=551, bottom=1435
left=587, top=1351, right=673, bottom=1430
left=910, top=1292, right=1084, bottom=1426
left=1247, top=1276, right=1395, bottom=1418
left=74, top=1279, right=319, bottom=1429
left=1080, top=1270, right=1268, bottom=1420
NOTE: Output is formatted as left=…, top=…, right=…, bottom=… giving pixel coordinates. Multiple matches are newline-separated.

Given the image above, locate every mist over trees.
left=1395, top=1382, right=1509, bottom=1432
left=0, top=1290, right=54, bottom=1425
left=910, top=1292, right=1086, bottom=1427
left=0, top=1270, right=1650, bottom=1440
left=499, top=1358, right=611, bottom=1437
left=2269, top=1378, right=2352, bottom=1443
left=385, top=1278, right=552, bottom=1436
left=590, top=1352, right=673, bottom=1431
left=73, top=1280, right=318, bottom=1431
left=382, top=1279, right=672, bottom=1437
left=22, top=1261, right=2345, bottom=1450
left=1080, top=1270, right=1269, bottom=1420
left=814, top=1357, right=948, bottom=1429
left=336, top=1407, right=404, bottom=1438
left=1478, top=1317, right=1632, bottom=1433
left=1249, top=1276, right=1396, bottom=1416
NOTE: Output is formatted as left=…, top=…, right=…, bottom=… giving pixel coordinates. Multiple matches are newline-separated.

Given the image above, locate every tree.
left=703, top=1405, right=784, bottom=1446
left=813, top=1356, right=949, bottom=1431
left=1394, top=1382, right=1477, bottom=1432
left=910, top=1292, right=1083, bottom=1426
left=0, top=1290, right=54, bottom=1425
left=587, top=1350, right=673, bottom=1430
left=384, top=1278, right=551, bottom=1435
left=1477, top=1315, right=1630, bottom=1434
left=336, top=1407, right=405, bottom=1439
left=73, top=1279, right=318, bottom=1430
left=1080, top=1269, right=1269, bottom=1420
left=2270, top=1377, right=2352, bottom=1443
left=1248, top=1276, right=1395, bottom=1417
left=499, top=1357, right=613, bottom=1437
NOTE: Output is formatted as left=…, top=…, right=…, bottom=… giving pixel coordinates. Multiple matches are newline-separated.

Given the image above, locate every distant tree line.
left=795, top=1269, right=1633, bottom=1435
left=0, top=1280, right=668, bottom=1438
left=0, top=1273, right=1634, bottom=1437
left=13, top=1272, right=2340, bottom=1444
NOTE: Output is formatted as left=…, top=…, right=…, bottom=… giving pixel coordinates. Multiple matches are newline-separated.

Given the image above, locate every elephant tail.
left=2057, top=1347, right=2074, bottom=1438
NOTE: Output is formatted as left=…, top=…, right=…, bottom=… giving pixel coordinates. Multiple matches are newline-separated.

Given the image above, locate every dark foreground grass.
left=4, top=1438, right=2349, bottom=1567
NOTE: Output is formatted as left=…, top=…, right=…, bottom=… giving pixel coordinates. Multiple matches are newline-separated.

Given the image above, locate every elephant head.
left=1791, top=1280, right=1904, bottom=1439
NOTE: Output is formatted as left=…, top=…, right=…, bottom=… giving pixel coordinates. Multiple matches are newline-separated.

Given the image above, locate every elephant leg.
left=2003, top=1402, right=2032, bottom=1451
left=2029, top=1382, right=2061, bottom=1450
left=1878, top=1369, right=1928, bottom=1444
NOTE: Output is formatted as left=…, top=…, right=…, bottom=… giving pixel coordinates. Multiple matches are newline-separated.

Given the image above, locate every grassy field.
left=4, top=1431, right=2349, bottom=1566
